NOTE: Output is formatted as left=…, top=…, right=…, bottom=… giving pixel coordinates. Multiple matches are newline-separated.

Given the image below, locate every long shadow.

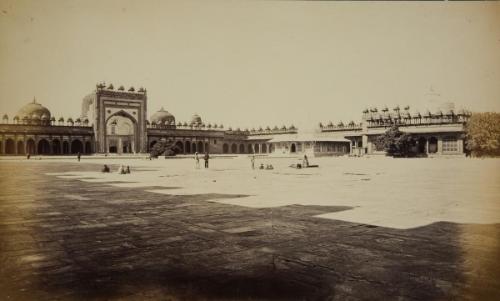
left=1, top=161, right=499, bottom=300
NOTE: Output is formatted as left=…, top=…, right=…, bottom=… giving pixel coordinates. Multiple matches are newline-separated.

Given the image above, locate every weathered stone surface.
left=0, top=161, right=499, bottom=300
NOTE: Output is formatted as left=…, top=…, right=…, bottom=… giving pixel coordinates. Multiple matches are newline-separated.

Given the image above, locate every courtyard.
left=0, top=156, right=499, bottom=300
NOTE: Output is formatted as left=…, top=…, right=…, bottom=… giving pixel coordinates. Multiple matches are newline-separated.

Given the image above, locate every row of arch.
left=149, top=140, right=210, bottom=155
left=222, top=143, right=273, bottom=154
left=0, top=138, right=92, bottom=155
left=148, top=140, right=274, bottom=155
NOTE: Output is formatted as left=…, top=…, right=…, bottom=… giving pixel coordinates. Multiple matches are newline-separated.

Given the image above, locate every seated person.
left=126, top=166, right=131, bottom=174
left=117, top=165, right=126, bottom=174
left=101, top=165, right=110, bottom=173
left=259, top=163, right=265, bottom=169
left=266, top=164, right=274, bottom=170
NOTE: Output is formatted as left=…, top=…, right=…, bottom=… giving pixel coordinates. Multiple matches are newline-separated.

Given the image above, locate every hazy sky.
left=1, top=1, right=499, bottom=130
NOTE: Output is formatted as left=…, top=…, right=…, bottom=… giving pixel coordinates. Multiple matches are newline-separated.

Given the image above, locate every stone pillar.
left=34, top=136, right=38, bottom=155
left=457, top=138, right=464, bottom=154
left=68, top=138, right=72, bottom=154
left=362, top=135, right=368, bottom=156
left=118, top=138, right=123, bottom=154
left=1, top=135, right=5, bottom=154
left=49, top=138, right=53, bottom=154
left=437, top=137, right=443, bottom=154
left=14, top=138, right=18, bottom=155
left=425, top=139, right=429, bottom=154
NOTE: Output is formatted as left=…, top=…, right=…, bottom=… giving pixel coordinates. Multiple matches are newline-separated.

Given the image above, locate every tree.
left=465, top=112, right=500, bottom=157
left=374, top=125, right=414, bottom=157
left=150, top=139, right=179, bottom=158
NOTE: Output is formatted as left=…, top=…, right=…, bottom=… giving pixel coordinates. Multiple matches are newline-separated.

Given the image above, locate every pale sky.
left=1, top=0, right=499, bottom=130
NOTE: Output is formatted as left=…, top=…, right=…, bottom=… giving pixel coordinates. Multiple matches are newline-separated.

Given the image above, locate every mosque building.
left=0, top=83, right=470, bottom=157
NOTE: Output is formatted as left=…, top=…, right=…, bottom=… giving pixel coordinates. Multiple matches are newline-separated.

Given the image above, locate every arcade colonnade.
left=0, top=135, right=93, bottom=155
left=353, top=134, right=464, bottom=156
left=148, top=138, right=274, bottom=155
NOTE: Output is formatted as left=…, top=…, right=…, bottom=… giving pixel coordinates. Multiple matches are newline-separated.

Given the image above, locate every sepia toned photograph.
left=0, top=1, right=499, bottom=300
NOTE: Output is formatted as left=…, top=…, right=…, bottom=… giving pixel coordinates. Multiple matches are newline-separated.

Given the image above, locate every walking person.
left=195, top=152, right=200, bottom=169
left=203, top=152, right=209, bottom=169
left=77, top=152, right=81, bottom=162
left=27, top=152, right=30, bottom=160
left=251, top=154, right=255, bottom=169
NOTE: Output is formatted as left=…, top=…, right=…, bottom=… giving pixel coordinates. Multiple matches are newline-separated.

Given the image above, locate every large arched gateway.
left=106, top=112, right=138, bottom=154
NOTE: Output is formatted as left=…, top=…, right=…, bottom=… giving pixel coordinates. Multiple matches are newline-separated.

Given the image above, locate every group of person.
left=101, top=164, right=130, bottom=174
left=194, top=152, right=210, bottom=169
left=250, top=155, right=274, bottom=170
left=259, top=163, right=274, bottom=170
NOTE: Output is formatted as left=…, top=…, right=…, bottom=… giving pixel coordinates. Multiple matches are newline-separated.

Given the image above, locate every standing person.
left=126, top=166, right=130, bottom=174
left=303, top=155, right=309, bottom=168
left=77, top=152, right=81, bottom=162
left=251, top=154, right=255, bottom=169
left=203, top=152, right=209, bottom=169
left=27, top=153, right=30, bottom=160
left=195, top=152, right=200, bottom=169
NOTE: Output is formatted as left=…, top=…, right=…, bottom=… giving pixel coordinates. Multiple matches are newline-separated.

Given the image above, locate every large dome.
left=150, top=107, right=175, bottom=124
left=17, top=98, right=51, bottom=120
left=190, top=114, right=202, bottom=125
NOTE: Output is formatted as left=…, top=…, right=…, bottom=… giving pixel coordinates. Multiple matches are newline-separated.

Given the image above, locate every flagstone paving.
left=0, top=161, right=499, bottom=300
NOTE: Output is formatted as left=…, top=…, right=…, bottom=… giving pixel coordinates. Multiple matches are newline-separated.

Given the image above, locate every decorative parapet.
left=319, top=121, right=362, bottom=132
left=95, top=82, right=147, bottom=100
left=362, top=106, right=471, bottom=128
left=0, top=114, right=91, bottom=127
left=248, top=125, right=298, bottom=136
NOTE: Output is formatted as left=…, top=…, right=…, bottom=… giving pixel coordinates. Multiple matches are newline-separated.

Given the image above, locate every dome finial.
left=33, top=97, right=36, bottom=104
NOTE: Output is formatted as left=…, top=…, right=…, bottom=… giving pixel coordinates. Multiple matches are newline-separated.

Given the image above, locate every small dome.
left=50, top=116, right=56, bottom=121
left=41, top=114, right=49, bottom=120
left=151, top=107, right=175, bottom=125
left=13, top=115, right=19, bottom=121
left=190, top=114, right=202, bottom=125
left=17, top=98, right=51, bottom=121
left=2, top=114, right=8, bottom=119
left=58, top=117, right=65, bottom=122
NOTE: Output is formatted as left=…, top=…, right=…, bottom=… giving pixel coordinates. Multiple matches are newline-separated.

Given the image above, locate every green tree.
left=375, top=125, right=414, bottom=157
left=465, top=112, right=500, bottom=157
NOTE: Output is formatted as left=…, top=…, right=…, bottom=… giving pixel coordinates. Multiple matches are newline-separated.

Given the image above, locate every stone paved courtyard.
left=0, top=157, right=499, bottom=300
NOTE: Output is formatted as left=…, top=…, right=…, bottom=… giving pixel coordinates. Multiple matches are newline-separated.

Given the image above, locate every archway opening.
left=261, top=144, right=267, bottom=153
left=290, top=143, right=296, bottom=153
left=197, top=141, right=204, bottom=153
left=223, top=143, right=229, bottom=154
left=417, top=137, right=426, bottom=154
left=192, top=143, right=197, bottom=154
left=38, top=139, right=51, bottom=155
left=231, top=143, right=237, bottom=154
left=5, top=139, right=15, bottom=154
left=85, top=141, right=92, bottom=154
left=185, top=141, right=191, bottom=154
left=106, top=113, right=137, bottom=154
left=239, top=144, right=245, bottom=154
left=71, top=140, right=83, bottom=154
left=254, top=144, right=260, bottom=153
